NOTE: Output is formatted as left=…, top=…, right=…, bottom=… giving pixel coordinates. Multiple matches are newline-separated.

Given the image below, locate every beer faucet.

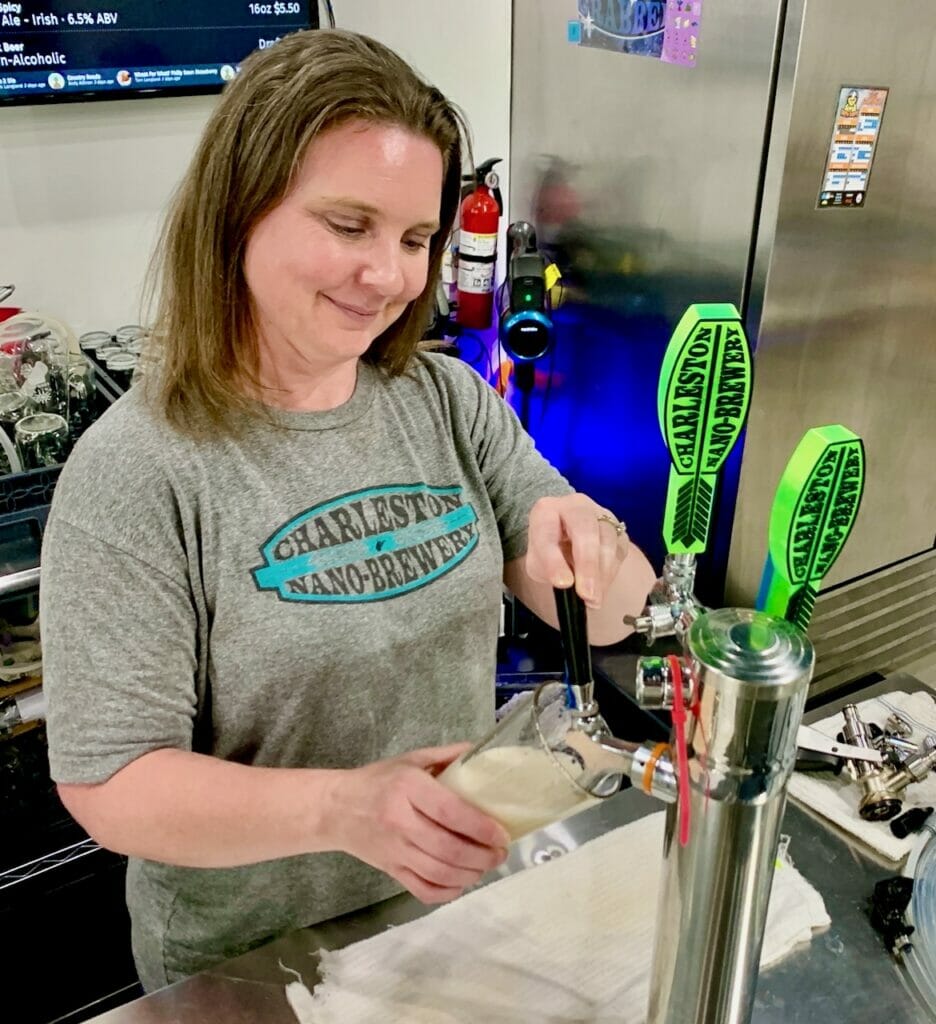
left=544, top=305, right=881, bottom=1024
left=627, top=304, right=752, bottom=643
left=749, top=424, right=933, bottom=818
left=554, top=584, right=679, bottom=804
left=837, top=702, right=936, bottom=820
left=622, top=310, right=859, bottom=771
left=547, top=299, right=782, bottom=1024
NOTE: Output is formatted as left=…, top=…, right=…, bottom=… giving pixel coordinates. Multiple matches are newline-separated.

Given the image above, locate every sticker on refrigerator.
left=570, top=1, right=703, bottom=66
left=661, top=0, right=703, bottom=67
left=817, top=86, right=889, bottom=209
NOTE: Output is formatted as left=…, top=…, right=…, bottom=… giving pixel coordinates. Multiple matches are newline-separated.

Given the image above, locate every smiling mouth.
left=325, top=296, right=383, bottom=322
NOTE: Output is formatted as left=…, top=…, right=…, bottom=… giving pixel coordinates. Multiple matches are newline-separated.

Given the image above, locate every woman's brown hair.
left=144, top=29, right=467, bottom=436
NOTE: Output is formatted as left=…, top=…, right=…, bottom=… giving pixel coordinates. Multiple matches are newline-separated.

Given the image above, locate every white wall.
left=336, top=1, right=512, bottom=189
left=0, top=1, right=511, bottom=335
left=0, top=93, right=213, bottom=334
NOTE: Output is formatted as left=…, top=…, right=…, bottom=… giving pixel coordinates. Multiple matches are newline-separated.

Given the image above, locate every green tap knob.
left=756, top=425, right=865, bottom=630
left=658, top=304, right=752, bottom=554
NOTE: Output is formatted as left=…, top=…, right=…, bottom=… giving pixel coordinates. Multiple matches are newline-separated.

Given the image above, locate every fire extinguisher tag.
left=458, top=231, right=497, bottom=258
left=441, top=243, right=456, bottom=285
left=457, top=262, right=495, bottom=294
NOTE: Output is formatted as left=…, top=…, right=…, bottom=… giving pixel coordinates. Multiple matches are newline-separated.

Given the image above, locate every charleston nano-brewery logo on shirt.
left=250, top=483, right=479, bottom=603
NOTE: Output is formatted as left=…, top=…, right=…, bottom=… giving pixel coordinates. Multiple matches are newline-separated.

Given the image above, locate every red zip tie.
left=688, top=682, right=711, bottom=803
left=667, top=654, right=691, bottom=847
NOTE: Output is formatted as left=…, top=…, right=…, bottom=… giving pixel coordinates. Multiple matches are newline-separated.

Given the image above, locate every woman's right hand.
left=329, top=743, right=510, bottom=904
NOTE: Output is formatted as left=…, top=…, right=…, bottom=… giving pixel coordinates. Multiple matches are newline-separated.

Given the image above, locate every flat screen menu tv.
left=0, top=2, right=317, bottom=104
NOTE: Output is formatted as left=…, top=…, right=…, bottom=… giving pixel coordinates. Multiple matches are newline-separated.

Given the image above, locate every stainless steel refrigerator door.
left=727, top=0, right=936, bottom=691
left=510, top=0, right=785, bottom=314
left=508, top=0, right=786, bottom=576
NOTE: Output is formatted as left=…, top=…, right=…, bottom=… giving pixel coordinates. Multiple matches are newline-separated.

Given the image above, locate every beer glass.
left=439, top=681, right=618, bottom=840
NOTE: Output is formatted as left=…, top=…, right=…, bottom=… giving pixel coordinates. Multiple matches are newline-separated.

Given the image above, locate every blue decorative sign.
left=572, top=0, right=703, bottom=67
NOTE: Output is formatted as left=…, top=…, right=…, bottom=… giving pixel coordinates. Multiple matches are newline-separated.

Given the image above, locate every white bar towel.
left=286, top=811, right=829, bottom=1024
left=789, top=689, right=936, bottom=862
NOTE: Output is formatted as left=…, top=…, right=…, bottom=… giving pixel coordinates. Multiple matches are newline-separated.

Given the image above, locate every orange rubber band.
left=643, top=742, right=671, bottom=795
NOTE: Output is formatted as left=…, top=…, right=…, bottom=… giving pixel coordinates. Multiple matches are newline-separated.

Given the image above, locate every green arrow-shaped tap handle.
left=756, top=425, right=865, bottom=630
left=658, top=304, right=752, bottom=554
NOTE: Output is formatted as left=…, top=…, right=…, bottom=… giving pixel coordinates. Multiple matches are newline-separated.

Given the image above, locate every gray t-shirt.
left=41, top=352, right=571, bottom=990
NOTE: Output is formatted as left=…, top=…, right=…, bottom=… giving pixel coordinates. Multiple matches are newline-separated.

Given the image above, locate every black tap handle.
left=553, top=586, right=592, bottom=687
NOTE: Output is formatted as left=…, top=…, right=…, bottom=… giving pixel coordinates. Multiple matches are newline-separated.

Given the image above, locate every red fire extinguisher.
left=456, top=158, right=503, bottom=329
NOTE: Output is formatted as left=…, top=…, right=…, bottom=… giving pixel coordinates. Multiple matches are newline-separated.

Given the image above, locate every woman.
left=41, top=30, right=655, bottom=990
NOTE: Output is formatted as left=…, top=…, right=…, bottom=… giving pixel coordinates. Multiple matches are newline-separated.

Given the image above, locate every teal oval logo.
left=251, top=484, right=479, bottom=603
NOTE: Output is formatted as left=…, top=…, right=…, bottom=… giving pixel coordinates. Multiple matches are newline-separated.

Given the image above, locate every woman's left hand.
left=523, top=493, right=629, bottom=610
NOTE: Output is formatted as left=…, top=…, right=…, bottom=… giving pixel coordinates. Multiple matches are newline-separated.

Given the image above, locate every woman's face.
left=243, top=119, right=443, bottom=375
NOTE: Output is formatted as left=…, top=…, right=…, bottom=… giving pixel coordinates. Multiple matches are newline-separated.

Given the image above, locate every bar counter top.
left=87, top=674, right=934, bottom=1023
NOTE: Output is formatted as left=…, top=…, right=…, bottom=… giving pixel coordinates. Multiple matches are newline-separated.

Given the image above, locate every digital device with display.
left=499, top=221, right=553, bottom=363
left=0, top=1, right=317, bottom=104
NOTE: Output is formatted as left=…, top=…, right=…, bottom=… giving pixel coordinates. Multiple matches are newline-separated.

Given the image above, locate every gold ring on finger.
left=596, top=513, right=627, bottom=538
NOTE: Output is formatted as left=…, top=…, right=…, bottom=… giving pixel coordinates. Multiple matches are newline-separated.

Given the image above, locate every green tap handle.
left=756, top=425, right=865, bottom=630
left=658, top=304, right=752, bottom=554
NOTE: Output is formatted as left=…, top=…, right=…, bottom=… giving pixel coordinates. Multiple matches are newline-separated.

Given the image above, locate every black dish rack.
left=0, top=345, right=127, bottom=516
left=0, top=364, right=141, bottom=1023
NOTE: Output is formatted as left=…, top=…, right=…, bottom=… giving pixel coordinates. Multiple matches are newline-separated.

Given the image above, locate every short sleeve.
left=38, top=396, right=202, bottom=785
left=41, top=513, right=199, bottom=784
left=435, top=356, right=574, bottom=562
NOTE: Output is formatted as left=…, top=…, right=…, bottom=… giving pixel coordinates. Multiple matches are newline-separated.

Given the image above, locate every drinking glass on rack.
left=15, top=413, right=70, bottom=470
left=66, top=353, right=96, bottom=440
left=14, top=332, right=67, bottom=417
left=0, top=318, right=44, bottom=363
left=95, top=344, right=123, bottom=364
left=0, top=405, right=20, bottom=477
left=79, top=331, right=113, bottom=357
left=104, top=350, right=138, bottom=390
left=0, top=320, right=39, bottom=388
left=0, top=392, right=35, bottom=445
left=0, top=349, right=18, bottom=393
left=438, top=681, right=618, bottom=840
left=114, top=324, right=146, bottom=349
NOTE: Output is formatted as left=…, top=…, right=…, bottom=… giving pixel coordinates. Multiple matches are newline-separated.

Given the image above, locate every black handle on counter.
left=794, top=749, right=844, bottom=774
left=553, top=586, right=592, bottom=687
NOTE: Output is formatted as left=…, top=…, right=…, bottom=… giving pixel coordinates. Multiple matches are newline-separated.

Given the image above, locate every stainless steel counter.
left=88, top=675, right=934, bottom=1024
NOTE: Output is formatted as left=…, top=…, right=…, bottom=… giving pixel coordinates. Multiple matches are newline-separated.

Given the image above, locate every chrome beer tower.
left=553, top=305, right=831, bottom=1024
left=557, top=597, right=814, bottom=1024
